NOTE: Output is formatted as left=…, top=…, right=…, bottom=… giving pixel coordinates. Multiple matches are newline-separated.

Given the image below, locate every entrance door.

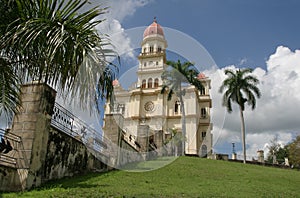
left=201, top=145, right=207, bottom=157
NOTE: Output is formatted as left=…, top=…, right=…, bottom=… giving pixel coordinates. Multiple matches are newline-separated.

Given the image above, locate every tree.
left=266, top=136, right=288, bottom=164
left=277, top=146, right=289, bottom=164
left=288, top=135, right=300, bottom=168
left=0, top=0, right=117, bottom=123
left=161, top=60, right=203, bottom=155
left=219, top=68, right=261, bottom=163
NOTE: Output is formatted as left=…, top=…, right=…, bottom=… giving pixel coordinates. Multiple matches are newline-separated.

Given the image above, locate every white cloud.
left=98, top=19, right=135, bottom=59
left=94, top=0, right=153, bottom=59
left=103, top=0, right=151, bottom=22
left=238, top=57, right=248, bottom=66
left=210, top=46, right=300, bottom=158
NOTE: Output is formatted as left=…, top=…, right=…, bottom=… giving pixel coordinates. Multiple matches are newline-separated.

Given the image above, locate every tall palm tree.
left=219, top=68, right=261, bottom=163
left=161, top=60, right=203, bottom=155
left=0, top=0, right=117, bottom=123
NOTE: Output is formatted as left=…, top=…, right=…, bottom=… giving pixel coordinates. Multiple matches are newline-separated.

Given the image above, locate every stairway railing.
left=50, top=102, right=110, bottom=161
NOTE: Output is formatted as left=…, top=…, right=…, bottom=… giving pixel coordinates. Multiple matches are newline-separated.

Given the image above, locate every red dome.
left=197, top=73, right=206, bottom=80
left=143, top=19, right=164, bottom=38
left=112, top=79, right=119, bottom=86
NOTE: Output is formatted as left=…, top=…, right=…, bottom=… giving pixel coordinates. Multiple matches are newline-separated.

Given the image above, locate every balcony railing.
left=139, top=50, right=165, bottom=56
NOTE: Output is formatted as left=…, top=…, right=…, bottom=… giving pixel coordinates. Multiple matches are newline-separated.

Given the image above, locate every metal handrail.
left=50, top=102, right=108, bottom=152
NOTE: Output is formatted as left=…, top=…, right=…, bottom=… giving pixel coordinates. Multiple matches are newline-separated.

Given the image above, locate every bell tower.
left=103, top=18, right=213, bottom=158
left=137, top=18, right=168, bottom=89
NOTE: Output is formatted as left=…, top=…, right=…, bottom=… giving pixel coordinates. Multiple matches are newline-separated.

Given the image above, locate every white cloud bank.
left=210, top=46, right=300, bottom=159
left=95, top=0, right=153, bottom=58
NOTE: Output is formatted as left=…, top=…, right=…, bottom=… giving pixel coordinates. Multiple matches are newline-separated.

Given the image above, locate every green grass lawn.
left=2, top=156, right=300, bottom=197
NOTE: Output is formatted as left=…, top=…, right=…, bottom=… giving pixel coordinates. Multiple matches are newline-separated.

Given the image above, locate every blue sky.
left=120, top=0, right=300, bottom=69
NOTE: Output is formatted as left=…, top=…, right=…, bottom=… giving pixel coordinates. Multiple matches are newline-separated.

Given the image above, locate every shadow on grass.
left=37, top=170, right=115, bottom=190
left=120, top=156, right=178, bottom=172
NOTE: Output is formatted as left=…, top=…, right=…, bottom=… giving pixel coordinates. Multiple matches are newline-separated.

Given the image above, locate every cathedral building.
left=103, top=19, right=213, bottom=157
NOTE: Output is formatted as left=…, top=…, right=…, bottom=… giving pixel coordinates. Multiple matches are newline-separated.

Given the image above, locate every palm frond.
left=0, top=55, right=21, bottom=121
left=220, top=68, right=261, bottom=113
left=0, top=0, right=118, bottom=116
left=161, top=60, right=203, bottom=101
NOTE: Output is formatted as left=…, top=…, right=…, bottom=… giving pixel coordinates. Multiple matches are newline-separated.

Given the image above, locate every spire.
left=154, top=16, right=157, bottom=23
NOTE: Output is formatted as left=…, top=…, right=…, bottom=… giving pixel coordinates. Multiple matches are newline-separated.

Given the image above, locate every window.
left=175, top=101, right=181, bottom=114
left=148, top=78, right=153, bottom=88
left=157, top=46, right=162, bottom=52
left=143, top=48, right=146, bottom=53
left=118, top=104, right=125, bottom=115
left=202, top=131, right=206, bottom=139
left=142, top=79, right=146, bottom=88
left=200, top=87, right=205, bottom=95
left=154, top=78, right=159, bottom=88
left=201, top=108, right=207, bottom=118
left=144, top=62, right=147, bottom=67
left=156, top=61, right=159, bottom=66
left=150, top=46, right=154, bottom=53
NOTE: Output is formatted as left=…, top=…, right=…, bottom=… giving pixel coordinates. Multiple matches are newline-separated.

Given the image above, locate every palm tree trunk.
left=239, top=105, right=246, bottom=164
left=180, top=94, right=186, bottom=155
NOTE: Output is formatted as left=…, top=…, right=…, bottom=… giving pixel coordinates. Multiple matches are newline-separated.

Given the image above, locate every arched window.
left=175, top=101, right=181, bottom=114
left=148, top=78, right=153, bottom=88
left=150, top=46, right=154, bottom=53
left=157, top=46, right=162, bottom=52
left=201, top=108, right=207, bottom=118
left=200, top=87, right=205, bottom=95
left=142, top=79, right=146, bottom=88
left=154, top=78, right=159, bottom=88
left=202, top=131, right=207, bottom=140
left=143, top=48, right=146, bottom=53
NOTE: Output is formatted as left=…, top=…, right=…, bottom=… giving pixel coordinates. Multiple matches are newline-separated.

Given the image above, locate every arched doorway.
left=200, top=145, right=207, bottom=157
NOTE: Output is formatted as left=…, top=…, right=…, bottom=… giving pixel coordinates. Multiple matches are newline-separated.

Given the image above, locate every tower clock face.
left=144, top=101, right=155, bottom=112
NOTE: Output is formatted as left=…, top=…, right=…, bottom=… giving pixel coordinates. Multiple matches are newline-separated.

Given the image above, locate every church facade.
left=103, top=20, right=213, bottom=157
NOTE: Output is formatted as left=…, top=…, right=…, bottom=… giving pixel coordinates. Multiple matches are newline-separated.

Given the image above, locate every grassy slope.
left=2, top=157, right=300, bottom=197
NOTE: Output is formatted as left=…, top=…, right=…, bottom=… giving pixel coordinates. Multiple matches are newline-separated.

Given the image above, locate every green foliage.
left=2, top=157, right=300, bottom=197
left=288, top=135, right=300, bottom=167
left=0, top=56, right=21, bottom=121
left=266, top=136, right=288, bottom=164
left=0, top=0, right=117, bottom=122
left=219, top=68, right=261, bottom=113
left=161, top=60, right=203, bottom=100
left=277, top=146, right=289, bottom=163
